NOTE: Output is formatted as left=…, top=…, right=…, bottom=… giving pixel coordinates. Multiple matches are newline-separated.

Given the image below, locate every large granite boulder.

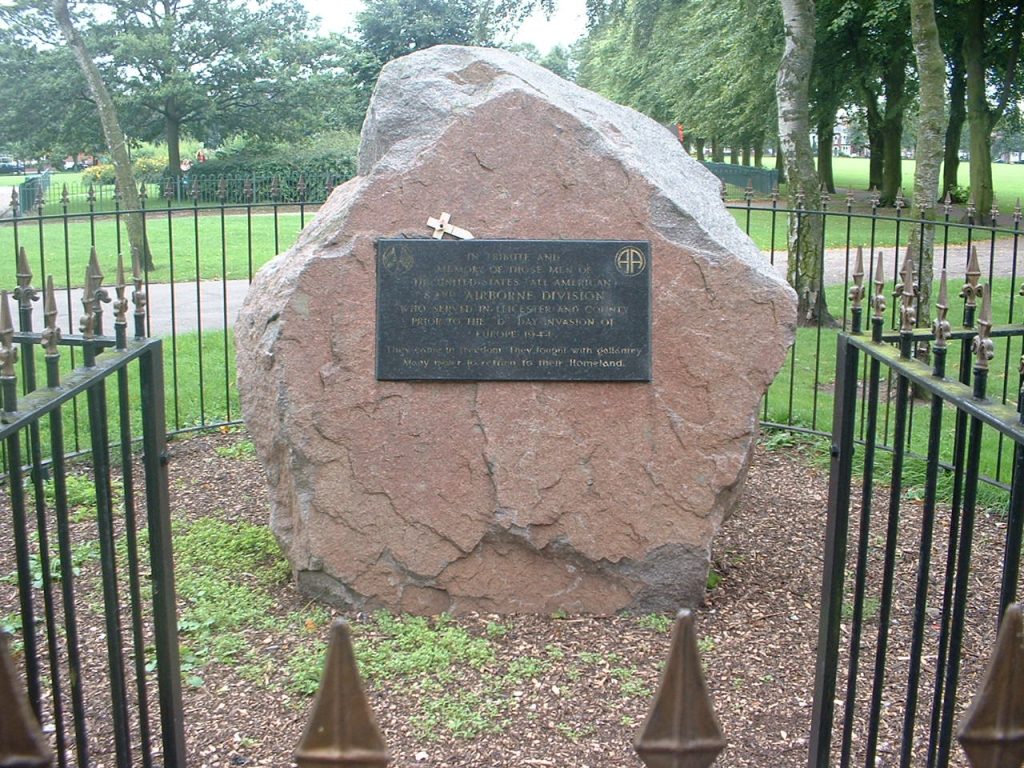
left=235, top=45, right=796, bottom=615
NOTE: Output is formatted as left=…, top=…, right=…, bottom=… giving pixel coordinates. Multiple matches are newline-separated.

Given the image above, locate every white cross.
left=426, top=212, right=474, bottom=240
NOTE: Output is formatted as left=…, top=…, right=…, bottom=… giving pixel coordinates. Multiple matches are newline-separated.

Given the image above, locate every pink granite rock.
left=235, top=46, right=796, bottom=615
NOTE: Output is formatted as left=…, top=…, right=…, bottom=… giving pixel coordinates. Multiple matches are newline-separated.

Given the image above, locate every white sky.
left=299, top=0, right=588, bottom=54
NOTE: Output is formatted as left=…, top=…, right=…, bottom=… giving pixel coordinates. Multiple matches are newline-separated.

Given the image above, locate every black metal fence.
left=0, top=249, right=184, bottom=768
left=3, top=176, right=1024, bottom=766
left=809, top=257, right=1024, bottom=767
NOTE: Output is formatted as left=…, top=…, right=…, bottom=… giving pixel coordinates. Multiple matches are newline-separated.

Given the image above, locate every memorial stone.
left=235, top=45, right=797, bottom=615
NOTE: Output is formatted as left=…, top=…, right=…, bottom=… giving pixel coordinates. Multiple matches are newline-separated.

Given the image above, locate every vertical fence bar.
left=164, top=181, right=180, bottom=429
left=139, top=340, right=187, bottom=768
left=863, top=311, right=914, bottom=768
left=807, top=332, right=859, bottom=768
left=115, top=254, right=155, bottom=768
left=192, top=184, right=206, bottom=425
left=839, top=289, right=883, bottom=768
left=42, top=277, right=90, bottom=768
left=935, top=290, right=993, bottom=768
left=2, top=296, right=42, bottom=722
left=84, top=313, right=133, bottom=768
left=898, top=275, right=951, bottom=768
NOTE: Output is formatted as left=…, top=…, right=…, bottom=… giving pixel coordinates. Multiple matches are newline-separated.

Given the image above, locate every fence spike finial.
left=0, top=292, right=17, bottom=381
left=972, top=286, right=994, bottom=371
left=849, top=246, right=865, bottom=312
left=0, top=632, right=52, bottom=768
left=114, top=251, right=129, bottom=328
left=896, top=249, right=917, bottom=333
left=61, top=183, right=69, bottom=206
left=42, top=276, right=61, bottom=357
left=9, top=186, right=18, bottom=216
left=963, top=247, right=983, bottom=309
left=294, top=620, right=390, bottom=768
left=87, top=183, right=96, bottom=205
left=131, top=246, right=147, bottom=337
left=944, top=190, right=954, bottom=215
left=14, top=246, right=37, bottom=310
left=873, top=250, right=887, bottom=320
left=1015, top=198, right=1022, bottom=224
left=957, top=604, right=1024, bottom=768
left=934, top=270, right=951, bottom=350
left=635, top=610, right=726, bottom=768
left=79, top=263, right=95, bottom=339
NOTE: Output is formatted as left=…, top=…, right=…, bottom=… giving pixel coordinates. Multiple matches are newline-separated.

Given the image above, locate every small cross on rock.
left=426, top=212, right=474, bottom=240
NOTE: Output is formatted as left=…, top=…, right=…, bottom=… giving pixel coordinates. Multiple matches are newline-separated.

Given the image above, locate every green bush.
left=185, top=131, right=359, bottom=202
left=82, top=163, right=116, bottom=185
left=133, top=156, right=168, bottom=179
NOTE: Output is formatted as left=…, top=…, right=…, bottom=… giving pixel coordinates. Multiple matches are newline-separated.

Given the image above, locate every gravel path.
left=766, top=237, right=1023, bottom=288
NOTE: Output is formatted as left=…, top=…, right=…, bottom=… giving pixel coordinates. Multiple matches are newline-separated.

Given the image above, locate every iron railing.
left=0, top=248, right=183, bottom=768
left=810, top=255, right=1024, bottom=768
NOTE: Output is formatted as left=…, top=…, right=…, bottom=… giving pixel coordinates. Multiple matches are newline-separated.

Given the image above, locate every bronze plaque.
left=376, top=239, right=651, bottom=381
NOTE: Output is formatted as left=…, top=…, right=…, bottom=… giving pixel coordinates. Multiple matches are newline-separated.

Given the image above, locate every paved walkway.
left=766, top=238, right=1022, bottom=287
left=22, top=279, right=252, bottom=337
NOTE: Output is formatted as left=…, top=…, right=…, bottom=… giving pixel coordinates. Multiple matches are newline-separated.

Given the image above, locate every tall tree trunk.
left=711, top=139, right=724, bottom=162
left=730, top=146, right=739, bottom=164
left=777, top=0, right=830, bottom=325
left=879, top=57, right=907, bottom=207
left=754, top=140, right=764, bottom=168
left=53, top=0, right=153, bottom=270
left=863, top=92, right=884, bottom=192
left=775, top=141, right=786, bottom=185
left=741, top=145, right=751, bottom=165
left=695, top=138, right=706, bottom=162
left=816, top=114, right=835, bottom=193
left=942, top=44, right=966, bottom=198
left=907, top=0, right=945, bottom=325
left=166, top=107, right=182, bottom=180
left=964, top=0, right=994, bottom=222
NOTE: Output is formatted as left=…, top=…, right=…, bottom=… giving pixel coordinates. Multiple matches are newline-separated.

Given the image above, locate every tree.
left=353, top=0, right=500, bottom=87
left=777, top=0, right=829, bottom=325
left=963, top=0, right=1024, bottom=221
left=0, top=0, right=332, bottom=177
left=907, top=0, right=945, bottom=322
left=93, top=0, right=325, bottom=177
left=52, top=0, right=153, bottom=268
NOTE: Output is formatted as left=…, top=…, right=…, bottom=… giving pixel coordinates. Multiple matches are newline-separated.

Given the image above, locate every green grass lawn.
left=0, top=211, right=305, bottom=287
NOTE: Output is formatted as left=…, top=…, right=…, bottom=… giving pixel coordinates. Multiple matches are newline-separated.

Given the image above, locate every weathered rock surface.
left=235, top=45, right=796, bottom=615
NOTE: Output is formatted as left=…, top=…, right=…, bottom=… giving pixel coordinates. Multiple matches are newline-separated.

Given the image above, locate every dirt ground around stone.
left=1, top=429, right=1013, bottom=768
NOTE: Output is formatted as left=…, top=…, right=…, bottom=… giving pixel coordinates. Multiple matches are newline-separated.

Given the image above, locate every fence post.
left=294, top=621, right=389, bottom=768
left=807, top=332, right=859, bottom=768
left=634, top=610, right=726, bottom=768
left=0, top=632, right=52, bottom=768
left=957, top=603, right=1024, bottom=768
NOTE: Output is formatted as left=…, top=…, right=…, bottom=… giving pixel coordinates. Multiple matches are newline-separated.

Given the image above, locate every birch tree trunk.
left=908, top=0, right=945, bottom=324
left=777, top=0, right=829, bottom=325
left=53, top=0, right=153, bottom=270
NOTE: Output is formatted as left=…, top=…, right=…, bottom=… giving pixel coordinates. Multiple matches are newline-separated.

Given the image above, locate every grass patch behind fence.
left=0, top=209, right=306, bottom=288
left=764, top=277, right=1023, bottom=509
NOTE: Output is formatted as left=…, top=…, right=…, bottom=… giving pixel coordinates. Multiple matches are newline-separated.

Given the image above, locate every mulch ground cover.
left=1, top=429, right=1013, bottom=767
